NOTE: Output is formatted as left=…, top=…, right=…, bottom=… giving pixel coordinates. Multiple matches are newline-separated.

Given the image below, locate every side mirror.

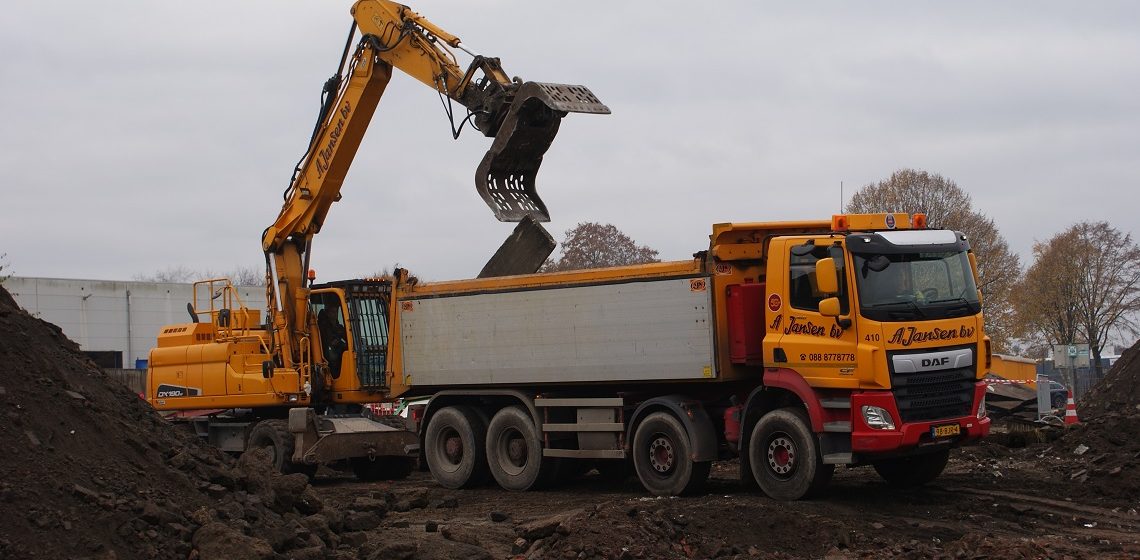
left=819, top=297, right=853, bottom=329
left=815, top=258, right=839, bottom=294
left=819, top=297, right=841, bottom=317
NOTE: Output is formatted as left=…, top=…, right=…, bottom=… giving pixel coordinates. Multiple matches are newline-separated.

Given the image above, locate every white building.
left=5, top=276, right=265, bottom=368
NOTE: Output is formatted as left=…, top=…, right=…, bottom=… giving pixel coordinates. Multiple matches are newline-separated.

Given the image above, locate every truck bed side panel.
left=401, top=277, right=715, bottom=385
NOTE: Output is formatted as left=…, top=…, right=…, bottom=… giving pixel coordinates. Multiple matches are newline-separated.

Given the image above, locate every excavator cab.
left=475, top=81, right=609, bottom=222
left=310, top=280, right=393, bottom=393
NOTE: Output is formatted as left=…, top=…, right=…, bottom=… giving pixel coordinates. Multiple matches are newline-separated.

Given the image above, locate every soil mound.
left=0, top=285, right=343, bottom=559
left=1078, top=338, right=1140, bottom=419
left=1033, top=338, right=1140, bottom=506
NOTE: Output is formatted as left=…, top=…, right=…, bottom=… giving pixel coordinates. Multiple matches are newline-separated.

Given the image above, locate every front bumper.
left=849, top=382, right=989, bottom=454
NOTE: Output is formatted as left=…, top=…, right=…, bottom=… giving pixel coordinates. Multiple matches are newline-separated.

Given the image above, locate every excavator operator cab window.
left=344, top=285, right=390, bottom=390
left=310, top=293, right=348, bottom=379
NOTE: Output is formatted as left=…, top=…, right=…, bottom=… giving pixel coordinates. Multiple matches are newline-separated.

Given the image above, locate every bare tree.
left=0, top=253, right=10, bottom=284
left=134, top=265, right=266, bottom=286
left=542, top=223, right=660, bottom=272
left=1069, top=222, right=1140, bottom=376
left=226, top=266, right=267, bottom=287
left=133, top=266, right=198, bottom=283
left=846, top=169, right=1022, bottom=351
left=1016, top=222, right=1140, bottom=380
left=1014, top=234, right=1082, bottom=349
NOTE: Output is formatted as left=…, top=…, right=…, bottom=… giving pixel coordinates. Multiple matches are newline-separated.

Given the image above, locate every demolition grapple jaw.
left=475, top=82, right=609, bottom=222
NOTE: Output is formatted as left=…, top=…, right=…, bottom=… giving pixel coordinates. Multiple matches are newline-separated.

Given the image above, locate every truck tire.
left=247, top=420, right=316, bottom=477
left=350, top=456, right=415, bottom=481
left=632, top=411, right=711, bottom=496
left=425, top=406, right=490, bottom=489
left=748, top=407, right=833, bottom=501
left=486, top=406, right=556, bottom=491
left=872, top=449, right=949, bottom=487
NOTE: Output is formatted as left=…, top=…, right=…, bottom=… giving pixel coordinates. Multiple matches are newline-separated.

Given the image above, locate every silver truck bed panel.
left=401, top=277, right=715, bottom=386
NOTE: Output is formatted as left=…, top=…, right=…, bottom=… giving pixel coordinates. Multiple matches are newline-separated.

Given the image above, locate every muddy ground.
left=1, top=284, right=1138, bottom=559
left=305, top=444, right=1139, bottom=560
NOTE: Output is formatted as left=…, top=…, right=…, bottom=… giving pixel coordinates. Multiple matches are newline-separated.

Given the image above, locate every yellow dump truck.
left=386, top=213, right=992, bottom=499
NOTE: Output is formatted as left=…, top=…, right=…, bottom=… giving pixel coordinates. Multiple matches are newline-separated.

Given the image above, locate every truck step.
left=542, top=422, right=624, bottom=432
left=820, top=398, right=851, bottom=409
left=823, top=452, right=853, bottom=465
left=534, top=397, right=624, bottom=408
left=543, top=448, right=625, bottom=459
left=822, top=421, right=852, bottom=433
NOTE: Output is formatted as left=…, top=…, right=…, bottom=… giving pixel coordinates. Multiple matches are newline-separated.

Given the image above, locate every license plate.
left=931, top=424, right=960, bottom=438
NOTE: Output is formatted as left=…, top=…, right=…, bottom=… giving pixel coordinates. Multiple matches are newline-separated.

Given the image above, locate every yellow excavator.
left=147, top=0, right=607, bottom=479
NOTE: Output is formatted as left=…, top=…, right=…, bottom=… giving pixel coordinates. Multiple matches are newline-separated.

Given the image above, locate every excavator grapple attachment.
left=476, top=82, right=609, bottom=222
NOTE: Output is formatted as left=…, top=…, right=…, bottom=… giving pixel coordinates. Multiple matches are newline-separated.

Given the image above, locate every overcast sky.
left=2, top=1, right=1138, bottom=283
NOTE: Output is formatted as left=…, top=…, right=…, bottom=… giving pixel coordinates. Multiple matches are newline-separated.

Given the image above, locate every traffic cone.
left=1064, top=389, right=1080, bottom=425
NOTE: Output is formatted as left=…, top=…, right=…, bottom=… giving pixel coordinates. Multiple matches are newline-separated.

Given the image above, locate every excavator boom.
left=260, top=0, right=607, bottom=387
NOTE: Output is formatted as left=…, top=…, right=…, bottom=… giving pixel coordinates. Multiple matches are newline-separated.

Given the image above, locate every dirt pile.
left=1077, top=338, right=1140, bottom=419
left=0, top=285, right=382, bottom=560
left=1035, top=338, right=1140, bottom=504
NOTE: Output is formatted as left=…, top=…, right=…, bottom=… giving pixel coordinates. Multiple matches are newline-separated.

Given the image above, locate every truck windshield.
left=852, top=250, right=981, bottom=322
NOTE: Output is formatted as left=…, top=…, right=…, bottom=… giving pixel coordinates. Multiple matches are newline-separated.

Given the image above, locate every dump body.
left=401, top=275, right=715, bottom=386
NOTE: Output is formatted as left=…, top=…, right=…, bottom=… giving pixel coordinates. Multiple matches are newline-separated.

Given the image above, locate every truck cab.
left=733, top=213, right=989, bottom=498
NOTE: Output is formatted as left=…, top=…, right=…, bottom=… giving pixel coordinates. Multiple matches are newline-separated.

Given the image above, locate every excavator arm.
left=261, top=0, right=607, bottom=390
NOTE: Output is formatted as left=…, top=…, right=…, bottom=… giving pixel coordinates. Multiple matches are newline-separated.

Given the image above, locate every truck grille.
left=888, top=349, right=976, bottom=422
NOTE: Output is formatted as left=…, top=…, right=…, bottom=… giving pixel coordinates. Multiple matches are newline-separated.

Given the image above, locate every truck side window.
left=789, top=243, right=849, bottom=313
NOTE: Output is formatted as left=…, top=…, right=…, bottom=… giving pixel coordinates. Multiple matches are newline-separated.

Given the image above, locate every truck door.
left=771, top=239, right=859, bottom=385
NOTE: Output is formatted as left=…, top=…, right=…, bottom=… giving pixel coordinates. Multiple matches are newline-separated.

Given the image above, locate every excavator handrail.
left=188, top=278, right=261, bottom=342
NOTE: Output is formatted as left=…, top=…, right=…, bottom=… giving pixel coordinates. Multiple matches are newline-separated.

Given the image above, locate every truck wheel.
left=748, top=408, right=833, bottom=501
left=424, top=406, right=490, bottom=489
left=632, top=411, right=711, bottom=496
left=350, top=456, right=415, bottom=481
left=486, top=406, right=555, bottom=491
left=872, top=449, right=949, bottom=487
left=247, top=420, right=316, bottom=477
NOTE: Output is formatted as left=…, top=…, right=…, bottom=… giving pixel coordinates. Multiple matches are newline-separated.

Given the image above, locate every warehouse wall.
left=5, top=277, right=265, bottom=368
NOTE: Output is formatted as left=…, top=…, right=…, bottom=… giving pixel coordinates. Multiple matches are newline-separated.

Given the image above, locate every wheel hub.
left=767, top=436, right=796, bottom=476
left=444, top=434, right=463, bottom=463
left=648, top=436, right=675, bottom=473
left=506, top=434, right=527, bottom=466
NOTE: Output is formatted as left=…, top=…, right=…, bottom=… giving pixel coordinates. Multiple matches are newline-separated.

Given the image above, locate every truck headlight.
left=861, top=405, right=896, bottom=430
left=977, top=394, right=987, bottom=419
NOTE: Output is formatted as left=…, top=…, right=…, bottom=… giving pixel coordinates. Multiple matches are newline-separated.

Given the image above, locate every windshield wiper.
left=932, top=296, right=978, bottom=314
left=867, top=300, right=928, bottom=319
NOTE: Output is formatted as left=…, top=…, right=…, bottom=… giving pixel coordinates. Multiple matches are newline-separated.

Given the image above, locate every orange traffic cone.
left=1064, top=389, right=1080, bottom=425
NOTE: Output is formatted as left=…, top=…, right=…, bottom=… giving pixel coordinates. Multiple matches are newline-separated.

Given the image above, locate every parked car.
left=1047, top=380, right=1068, bottom=410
